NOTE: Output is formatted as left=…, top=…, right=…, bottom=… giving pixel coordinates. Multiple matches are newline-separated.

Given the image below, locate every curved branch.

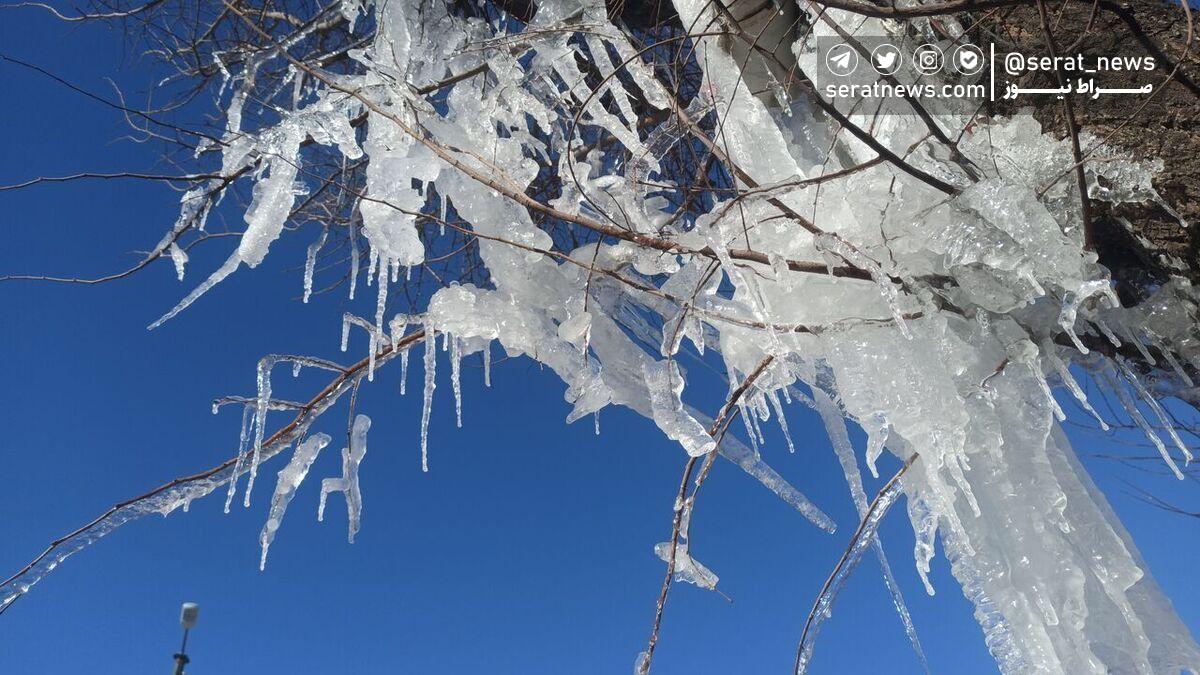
left=793, top=453, right=919, bottom=674
left=0, top=329, right=427, bottom=615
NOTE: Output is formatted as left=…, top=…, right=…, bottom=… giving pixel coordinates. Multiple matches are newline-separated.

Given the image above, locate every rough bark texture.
left=525, top=0, right=1198, bottom=305
left=979, top=1, right=1199, bottom=304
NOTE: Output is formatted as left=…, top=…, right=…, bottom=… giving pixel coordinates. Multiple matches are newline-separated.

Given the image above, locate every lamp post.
left=173, top=602, right=199, bottom=675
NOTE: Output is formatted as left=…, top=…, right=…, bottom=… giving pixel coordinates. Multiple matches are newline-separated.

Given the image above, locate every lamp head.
left=180, top=603, right=199, bottom=630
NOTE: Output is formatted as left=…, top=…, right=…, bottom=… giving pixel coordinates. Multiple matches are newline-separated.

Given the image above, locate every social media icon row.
left=826, top=43, right=985, bottom=77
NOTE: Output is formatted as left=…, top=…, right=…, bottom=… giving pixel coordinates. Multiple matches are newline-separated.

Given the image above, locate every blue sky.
left=1, top=9, right=1198, bottom=675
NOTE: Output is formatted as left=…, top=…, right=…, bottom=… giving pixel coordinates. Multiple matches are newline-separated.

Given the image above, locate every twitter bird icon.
left=871, top=44, right=902, bottom=76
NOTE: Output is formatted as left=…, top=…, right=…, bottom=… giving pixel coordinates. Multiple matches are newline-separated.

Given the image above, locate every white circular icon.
left=953, top=44, right=985, bottom=75
left=870, top=43, right=902, bottom=76
left=826, top=43, right=859, bottom=77
left=912, top=44, right=944, bottom=75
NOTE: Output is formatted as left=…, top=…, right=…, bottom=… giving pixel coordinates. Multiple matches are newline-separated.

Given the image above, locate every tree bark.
left=980, top=1, right=1199, bottom=304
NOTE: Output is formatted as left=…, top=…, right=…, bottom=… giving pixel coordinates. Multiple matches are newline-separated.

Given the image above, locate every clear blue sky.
left=1, top=10, right=1197, bottom=675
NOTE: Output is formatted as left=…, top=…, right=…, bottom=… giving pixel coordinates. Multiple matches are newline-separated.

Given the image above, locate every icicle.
left=421, top=324, right=437, bottom=472
left=767, top=389, right=795, bottom=454
left=731, top=375, right=760, bottom=453
left=319, top=414, right=370, bottom=543
left=1118, top=320, right=1157, bottom=366
left=1061, top=325, right=1090, bottom=355
left=483, top=344, right=492, bottom=388
left=150, top=124, right=304, bottom=329
left=1042, top=344, right=1109, bottom=430
left=168, top=242, right=188, bottom=281
left=813, top=390, right=867, bottom=505
left=259, top=433, right=330, bottom=570
left=1094, top=318, right=1123, bottom=348
left=1008, top=340, right=1065, bottom=421
left=224, top=405, right=255, bottom=513
left=1161, top=345, right=1194, bottom=388
left=696, top=410, right=836, bottom=531
left=1144, top=330, right=1194, bottom=387
left=1107, top=369, right=1185, bottom=479
left=245, top=356, right=277, bottom=507
left=1118, top=359, right=1193, bottom=464
left=399, top=350, right=409, bottom=396
left=1057, top=289, right=1096, bottom=355
left=292, top=361, right=302, bottom=377
left=594, top=411, right=601, bottom=435
left=302, top=226, right=327, bottom=303
left=340, top=314, right=351, bottom=352
left=1022, top=268, right=1047, bottom=297
left=745, top=401, right=766, bottom=447
left=450, top=336, right=463, bottom=428
left=1031, top=362, right=1067, bottom=422
left=367, top=248, right=378, bottom=286
left=753, top=392, right=771, bottom=423
left=369, top=263, right=388, bottom=382
left=863, top=413, right=889, bottom=479
left=148, top=256, right=240, bottom=330
left=348, top=223, right=360, bottom=300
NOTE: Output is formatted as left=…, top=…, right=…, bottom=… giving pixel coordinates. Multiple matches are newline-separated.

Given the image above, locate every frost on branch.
left=7, top=0, right=1200, bottom=672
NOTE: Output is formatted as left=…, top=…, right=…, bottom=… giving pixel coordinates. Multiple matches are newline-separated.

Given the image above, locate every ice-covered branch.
left=0, top=330, right=426, bottom=614
left=7, top=0, right=1200, bottom=672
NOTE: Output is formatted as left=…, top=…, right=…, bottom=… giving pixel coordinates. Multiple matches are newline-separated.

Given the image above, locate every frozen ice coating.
left=9, top=0, right=1200, bottom=672
left=654, top=541, right=718, bottom=591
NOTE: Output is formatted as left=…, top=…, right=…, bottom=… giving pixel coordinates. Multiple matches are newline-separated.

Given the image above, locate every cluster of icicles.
left=211, top=353, right=373, bottom=570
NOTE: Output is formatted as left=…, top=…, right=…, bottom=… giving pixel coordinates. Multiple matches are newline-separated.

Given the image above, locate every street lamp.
left=173, top=602, right=199, bottom=675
